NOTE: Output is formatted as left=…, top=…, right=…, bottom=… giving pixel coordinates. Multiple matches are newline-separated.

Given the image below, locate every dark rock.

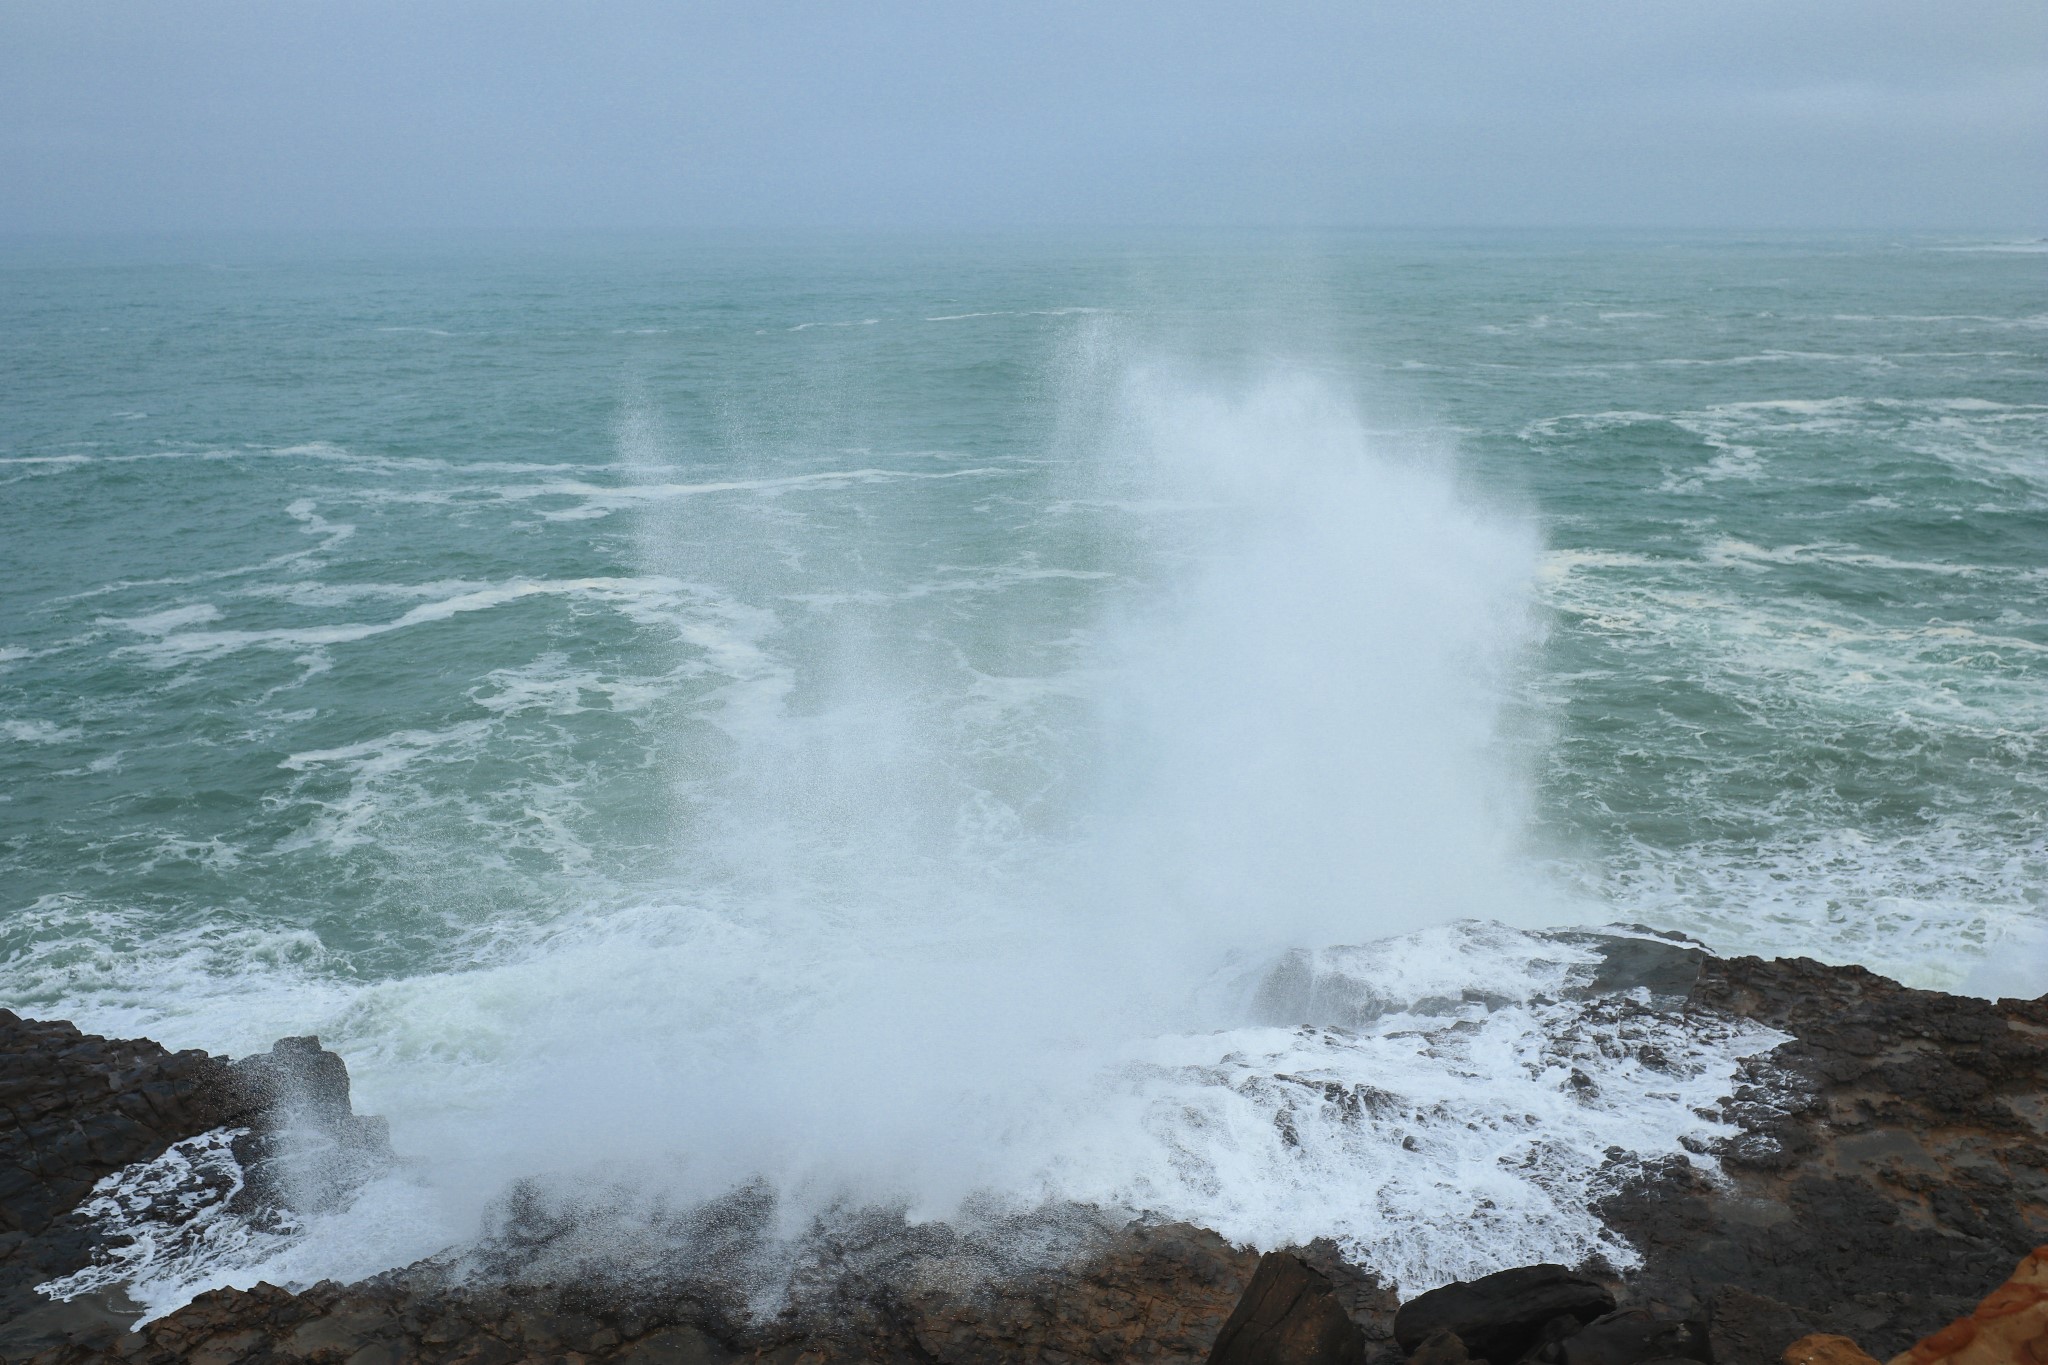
left=1405, top=1328, right=1472, bottom=1365
left=1520, top=1312, right=1592, bottom=1364
left=1887, top=1244, right=2048, bottom=1365
left=0, top=1288, right=138, bottom=1362
left=1205, top=1250, right=1368, bottom=1365
left=0, top=1012, right=245, bottom=1237
left=613, top=1325, right=731, bottom=1363
left=1203, top=1237, right=1401, bottom=1365
left=1579, top=936, right=1705, bottom=1004
left=1558, top=1309, right=1709, bottom=1365
left=1392, top=1265, right=1613, bottom=1365
left=228, top=1037, right=393, bottom=1217
left=20, top=1221, right=1256, bottom=1365
left=1600, top=955, right=2048, bottom=1360
left=1704, top=1286, right=1817, bottom=1365
left=231, top=1037, right=356, bottom=1124
left=861, top=1217, right=1258, bottom=1362
left=0, top=1011, right=391, bottom=1359
left=0, top=1010, right=255, bottom=1346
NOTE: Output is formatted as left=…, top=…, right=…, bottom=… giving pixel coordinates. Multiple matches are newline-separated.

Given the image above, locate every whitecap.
left=3, top=719, right=83, bottom=745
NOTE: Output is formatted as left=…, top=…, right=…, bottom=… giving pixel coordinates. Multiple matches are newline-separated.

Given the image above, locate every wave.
left=6, top=348, right=1605, bottom=1309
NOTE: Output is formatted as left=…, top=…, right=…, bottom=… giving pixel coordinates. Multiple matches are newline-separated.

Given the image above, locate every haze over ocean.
left=2, top=230, right=2043, bottom=1308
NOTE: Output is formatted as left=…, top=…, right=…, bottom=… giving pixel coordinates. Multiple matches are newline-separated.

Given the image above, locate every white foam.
left=117, top=577, right=700, bottom=666
left=494, top=467, right=1004, bottom=522
left=235, top=580, right=495, bottom=609
left=469, top=655, right=672, bottom=717
left=3, top=719, right=82, bottom=745
left=925, top=308, right=1107, bottom=322
left=1931, top=243, right=2048, bottom=255
left=36, top=1129, right=456, bottom=1326
left=111, top=603, right=223, bottom=634
left=1524, top=398, right=2048, bottom=502
left=37, top=1129, right=285, bottom=1322
left=1701, top=538, right=1993, bottom=578
left=1589, top=827, right=2047, bottom=994
left=1541, top=565, right=2048, bottom=729
left=1056, top=963, right=1779, bottom=1289
left=1537, top=549, right=1662, bottom=583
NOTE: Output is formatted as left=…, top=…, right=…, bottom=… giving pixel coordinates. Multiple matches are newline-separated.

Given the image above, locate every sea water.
left=3, top=230, right=2043, bottom=1310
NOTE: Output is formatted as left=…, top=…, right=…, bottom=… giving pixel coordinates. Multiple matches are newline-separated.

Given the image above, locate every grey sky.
left=2, top=1, right=2042, bottom=233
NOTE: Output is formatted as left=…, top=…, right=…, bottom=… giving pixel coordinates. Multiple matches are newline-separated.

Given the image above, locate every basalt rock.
left=0, top=1011, right=250, bottom=1354
left=19, top=1220, right=1258, bottom=1365
left=1204, top=1242, right=1400, bottom=1365
left=884, top=1218, right=1258, bottom=1363
left=1391, top=1264, right=1614, bottom=1364
left=1600, top=955, right=2048, bottom=1362
left=0, top=1014, right=388, bottom=1361
left=1555, top=1308, right=1710, bottom=1365
left=226, top=1036, right=392, bottom=1217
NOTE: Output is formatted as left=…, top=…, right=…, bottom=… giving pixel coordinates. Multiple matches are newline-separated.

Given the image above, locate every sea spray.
left=1065, top=355, right=1548, bottom=956
left=154, top=345, right=1587, bottom=1301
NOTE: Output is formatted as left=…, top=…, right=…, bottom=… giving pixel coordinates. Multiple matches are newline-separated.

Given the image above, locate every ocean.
left=3, top=229, right=2044, bottom=1312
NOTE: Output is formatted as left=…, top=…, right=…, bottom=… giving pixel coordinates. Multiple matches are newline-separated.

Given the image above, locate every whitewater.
left=2, top=231, right=2042, bottom=1317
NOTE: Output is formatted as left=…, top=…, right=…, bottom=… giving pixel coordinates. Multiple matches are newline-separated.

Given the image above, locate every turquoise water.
left=3, top=231, right=2044, bottom=1298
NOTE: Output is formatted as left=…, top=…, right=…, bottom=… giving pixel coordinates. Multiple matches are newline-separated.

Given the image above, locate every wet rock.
left=1404, top=1328, right=1472, bottom=1364
left=19, top=1221, right=1254, bottom=1365
left=1523, top=1312, right=1594, bottom=1363
left=1392, top=1265, right=1614, bottom=1365
left=1293, top=1239, right=1401, bottom=1359
left=1556, top=1308, right=1709, bottom=1365
left=1599, top=955, right=2048, bottom=1362
left=0, top=1011, right=255, bottom=1352
left=0, top=1290, right=139, bottom=1363
left=876, top=1218, right=1259, bottom=1363
left=1203, top=1238, right=1401, bottom=1365
left=0, top=1014, right=391, bottom=1361
left=1204, top=1249, right=1369, bottom=1365
left=228, top=1037, right=393, bottom=1216
left=1706, top=1287, right=1817, bottom=1365
left=1888, top=1243, right=2048, bottom=1365
left=1577, top=935, right=1707, bottom=1004
left=0, top=1013, right=246, bottom=1236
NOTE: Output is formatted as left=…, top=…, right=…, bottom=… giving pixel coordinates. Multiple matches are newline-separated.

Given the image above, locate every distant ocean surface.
left=3, top=231, right=2044, bottom=1308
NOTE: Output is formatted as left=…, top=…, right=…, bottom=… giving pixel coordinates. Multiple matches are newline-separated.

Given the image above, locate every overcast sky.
left=2, top=1, right=2042, bottom=233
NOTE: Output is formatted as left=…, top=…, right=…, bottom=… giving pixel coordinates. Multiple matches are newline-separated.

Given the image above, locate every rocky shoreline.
left=3, top=943, right=2043, bottom=1364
